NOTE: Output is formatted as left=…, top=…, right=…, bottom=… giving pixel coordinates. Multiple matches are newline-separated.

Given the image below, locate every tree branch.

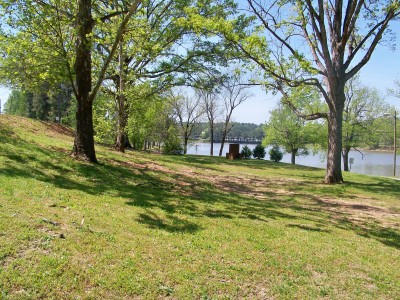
left=345, top=9, right=398, bottom=79
left=90, top=0, right=142, bottom=101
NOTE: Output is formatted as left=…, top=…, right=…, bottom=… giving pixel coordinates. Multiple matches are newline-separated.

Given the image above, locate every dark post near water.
left=226, top=144, right=240, bottom=160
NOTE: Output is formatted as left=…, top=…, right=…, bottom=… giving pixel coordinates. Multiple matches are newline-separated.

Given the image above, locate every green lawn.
left=0, top=115, right=399, bottom=299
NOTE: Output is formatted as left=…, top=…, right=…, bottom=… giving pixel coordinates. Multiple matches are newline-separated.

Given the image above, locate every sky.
left=1, top=14, right=400, bottom=124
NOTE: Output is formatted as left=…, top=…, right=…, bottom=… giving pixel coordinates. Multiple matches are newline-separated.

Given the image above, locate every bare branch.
left=346, top=9, right=398, bottom=79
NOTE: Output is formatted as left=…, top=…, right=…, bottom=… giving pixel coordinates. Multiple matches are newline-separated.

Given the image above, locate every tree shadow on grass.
left=287, top=224, right=331, bottom=233
left=1, top=131, right=399, bottom=248
left=347, top=180, right=400, bottom=199
left=136, top=211, right=201, bottom=233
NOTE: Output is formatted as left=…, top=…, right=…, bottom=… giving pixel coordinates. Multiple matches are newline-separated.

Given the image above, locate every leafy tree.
left=253, top=144, right=266, bottom=159
left=72, top=0, right=142, bottom=162
left=342, top=78, right=390, bottom=171
left=269, top=145, right=283, bottom=162
left=92, top=92, right=118, bottom=145
left=222, top=0, right=400, bottom=183
left=264, top=103, right=321, bottom=164
left=1, top=0, right=241, bottom=161
left=4, top=90, right=27, bottom=116
left=123, top=83, right=177, bottom=151
left=162, top=125, right=183, bottom=155
left=241, top=145, right=252, bottom=159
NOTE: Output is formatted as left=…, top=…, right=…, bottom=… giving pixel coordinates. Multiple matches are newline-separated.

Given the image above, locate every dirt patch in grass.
left=314, top=197, right=400, bottom=229
left=113, top=158, right=400, bottom=230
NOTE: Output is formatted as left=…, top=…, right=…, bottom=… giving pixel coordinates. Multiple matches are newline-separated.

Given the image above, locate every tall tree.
left=219, top=0, right=400, bottom=183
left=170, top=89, right=204, bottom=154
left=218, top=70, right=252, bottom=156
left=4, top=90, right=27, bottom=116
left=197, top=88, right=220, bottom=156
left=126, top=83, right=172, bottom=150
left=342, top=78, right=389, bottom=171
left=73, top=0, right=142, bottom=162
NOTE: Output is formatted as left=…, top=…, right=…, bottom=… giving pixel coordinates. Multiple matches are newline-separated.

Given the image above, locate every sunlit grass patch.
left=1, top=115, right=399, bottom=299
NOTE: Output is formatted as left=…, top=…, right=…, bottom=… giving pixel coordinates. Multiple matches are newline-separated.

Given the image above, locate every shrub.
left=253, top=144, right=266, bottom=159
left=163, top=140, right=183, bottom=155
left=162, top=126, right=183, bottom=155
left=269, top=145, right=283, bottom=162
left=241, top=145, right=252, bottom=159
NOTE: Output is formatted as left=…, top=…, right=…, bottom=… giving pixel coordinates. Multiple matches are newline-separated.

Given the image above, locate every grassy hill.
left=0, top=115, right=399, bottom=299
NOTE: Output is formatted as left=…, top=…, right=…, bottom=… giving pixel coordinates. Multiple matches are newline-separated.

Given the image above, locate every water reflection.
left=186, top=142, right=399, bottom=178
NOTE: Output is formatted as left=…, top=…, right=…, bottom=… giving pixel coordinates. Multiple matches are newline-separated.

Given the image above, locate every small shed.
left=226, top=143, right=240, bottom=160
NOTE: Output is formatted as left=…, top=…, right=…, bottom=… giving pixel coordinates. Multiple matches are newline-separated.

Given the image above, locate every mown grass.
left=0, top=115, right=399, bottom=299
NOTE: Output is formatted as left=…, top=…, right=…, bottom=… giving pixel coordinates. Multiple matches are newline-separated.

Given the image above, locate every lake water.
left=186, top=142, right=399, bottom=178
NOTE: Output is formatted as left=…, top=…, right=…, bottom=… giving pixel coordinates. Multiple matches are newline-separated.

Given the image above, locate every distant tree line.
left=190, top=122, right=264, bottom=143
left=4, top=85, right=73, bottom=123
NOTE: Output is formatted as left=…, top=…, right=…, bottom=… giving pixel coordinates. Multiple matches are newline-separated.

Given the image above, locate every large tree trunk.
left=115, top=40, right=126, bottom=152
left=124, top=133, right=132, bottom=149
left=342, top=146, right=351, bottom=171
left=325, top=100, right=344, bottom=183
left=210, top=124, right=214, bottom=156
left=291, top=149, right=297, bottom=164
left=219, top=129, right=228, bottom=156
left=73, top=0, right=97, bottom=163
left=183, top=135, right=188, bottom=154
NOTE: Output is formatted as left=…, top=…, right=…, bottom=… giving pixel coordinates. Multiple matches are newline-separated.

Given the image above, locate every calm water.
left=186, top=142, right=399, bottom=178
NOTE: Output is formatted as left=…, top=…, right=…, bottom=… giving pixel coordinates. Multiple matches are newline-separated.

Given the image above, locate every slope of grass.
left=0, top=115, right=399, bottom=299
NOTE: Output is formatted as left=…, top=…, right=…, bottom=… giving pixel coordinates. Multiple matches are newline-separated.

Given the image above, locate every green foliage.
left=162, top=125, right=183, bottom=155
left=60, top=96, right=76, bottom=128
left=343, top=78, right=391, bottom=151
left=4, top=84, right=73, bottom=122
left=93, top=93, right=117, bottom=145
left=0, top=3, right=74, bottom=91
left=252, top=144, right=266, bottom=159
left=263, top=100, right=324, bottom=161
left=240, top=145, right=252, bottom=159
left=269, top=145, right=283, bottom=162
left=0, top=0, right=244, bottom=161
left=126, top=83, right=173, bottom=149
left=4, top=90, right=27, bottom=116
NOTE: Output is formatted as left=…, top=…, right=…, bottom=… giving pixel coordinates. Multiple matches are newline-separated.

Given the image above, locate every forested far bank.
left=189, top=122, right=264, bottom=143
